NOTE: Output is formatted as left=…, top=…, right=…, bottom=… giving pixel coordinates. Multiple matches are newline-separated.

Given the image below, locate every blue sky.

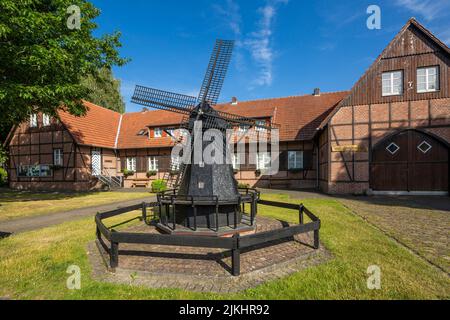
left=91, top=0, right=450, bottom=113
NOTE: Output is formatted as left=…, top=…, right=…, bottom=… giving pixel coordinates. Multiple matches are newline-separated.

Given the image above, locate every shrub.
left=122, top=169, right=135, bottom=177
left=151, top=179, right=167, bottom=193
left=238, top=182, right=250, bottom=189
left=0, top=168, right=7, bottom=186
left=146, top=170, right=157, bottom=178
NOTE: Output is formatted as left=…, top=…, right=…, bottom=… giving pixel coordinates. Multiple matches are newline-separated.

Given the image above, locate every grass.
left=0, top=193, right=448, bottom=300
left=0, top=189, right=152, bottom=222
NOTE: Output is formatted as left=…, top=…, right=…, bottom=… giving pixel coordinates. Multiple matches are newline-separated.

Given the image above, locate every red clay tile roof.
left=117, top=110, right=185, bottom=149
left=58, top=101, right=122, bottom=149
left=58, top=92, right=348, bottom=149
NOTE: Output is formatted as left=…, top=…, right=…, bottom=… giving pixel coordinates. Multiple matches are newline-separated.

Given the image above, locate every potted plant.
left=255, top=169, right=261, bottom=177
left=146, top=170, right=157, bottom=178
left=122, top=169, right=135, bottom=177
left=288, top=168, right=303, bottom=174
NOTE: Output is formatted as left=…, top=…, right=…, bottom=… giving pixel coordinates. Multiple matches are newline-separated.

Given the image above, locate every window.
left=232, top=154, right=241, bottom=170
left=256, top=152, right=271, bottom=171
left=255, top=120, right=267, bottom=132
left=17, top=165, right=52, bottom=177
left=417, top=66, right=439, bottom=93
left=148, top=156, right=159, bottom=171
left=53, top=149, right=63, bottom=167
left=154, top=128, right=162, bottom=138
left=126, top=157, right=136, bottom=171
left=382, top=71, right=403, bottom=96
left=239, top=124, right=250, bottom=133
left=43, top=114, right=51, bottom=126
left=288, top=151, right=304, bottom=170
left=171, top=156, right=181, bottom=171
left=30, top=114, right=38, bottom=128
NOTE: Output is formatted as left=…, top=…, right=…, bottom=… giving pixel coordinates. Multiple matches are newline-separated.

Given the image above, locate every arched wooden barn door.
left=371, top=130, right=449, bottom=192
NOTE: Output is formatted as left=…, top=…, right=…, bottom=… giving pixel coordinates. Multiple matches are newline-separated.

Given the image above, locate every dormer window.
left=30, top=114, right=38, bottom=128
left=417, top=66, right=439, bottom=93
left=138, top=129, right=147, bottom=136
left=255, top=120, right=267, bottom=132
left=239, top=124, right=250, bottom=133
left=154, top=128, right=162, bottom=138
left=382, top=71, right=403, bottom=96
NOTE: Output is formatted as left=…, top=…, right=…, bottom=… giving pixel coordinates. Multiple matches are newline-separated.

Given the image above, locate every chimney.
left=231, top=97, right=238, bottom=105
left=141, top=107, right=149, bottom=113
left=313, top=88, right=321, bottom=96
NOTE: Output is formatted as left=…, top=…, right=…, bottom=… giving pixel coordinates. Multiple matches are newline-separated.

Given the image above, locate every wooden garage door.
left=371, top=130, right=448, bottom=192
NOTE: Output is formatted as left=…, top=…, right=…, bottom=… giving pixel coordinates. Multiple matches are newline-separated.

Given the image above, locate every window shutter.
left=303, top=150, right=313, bottom=170
left=159, top=156, right=170, bottom=171
left=136, top=157, right=146, bottom=172
left=120, top=157, right=126, bottom=171
left=245, top=152, right=256, bottom=171
left=279, top=151, right=288, bottom=171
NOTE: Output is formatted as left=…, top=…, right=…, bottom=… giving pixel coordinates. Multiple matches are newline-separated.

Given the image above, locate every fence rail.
left=95, top=200, right=321, bottom=276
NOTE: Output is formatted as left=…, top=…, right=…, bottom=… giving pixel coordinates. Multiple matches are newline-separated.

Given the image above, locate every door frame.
left=370, top=129, right=450, bottom=194
left=91, top=148, right=103, bottom=177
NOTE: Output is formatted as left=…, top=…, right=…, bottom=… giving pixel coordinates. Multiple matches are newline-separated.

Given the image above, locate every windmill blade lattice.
left=132, top=85, right=198, bottom=115
left=198, top=40, right=234, bottom=106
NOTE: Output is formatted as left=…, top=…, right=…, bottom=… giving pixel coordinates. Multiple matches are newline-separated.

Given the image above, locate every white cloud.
left=212, top=0, right=242, bottom=36
left=395, top=0, right=450, bottom=21
left=245, top=0, right=288, bottom=87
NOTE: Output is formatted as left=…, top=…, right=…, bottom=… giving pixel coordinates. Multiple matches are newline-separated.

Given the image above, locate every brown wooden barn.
left=4, top=19, right=450, bottom=195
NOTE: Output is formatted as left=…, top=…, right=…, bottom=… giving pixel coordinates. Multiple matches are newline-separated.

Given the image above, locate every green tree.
left=81, top=67, right=125, bottom=113
left=0, top=0, right=129, bottom=128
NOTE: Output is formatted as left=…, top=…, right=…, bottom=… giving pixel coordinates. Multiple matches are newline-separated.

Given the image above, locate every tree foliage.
left=81, top=67, right=125, bottom=113
left=0, top=0, right=129, bottom=130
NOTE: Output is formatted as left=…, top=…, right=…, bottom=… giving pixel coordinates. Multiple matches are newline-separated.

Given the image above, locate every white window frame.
left=255, top=120, right=267, bottom=132
left=256, top=152, right=271, bottom=171
left=154, top=128, right=162, bottom=138
left=53, top=149, right=63, bottom=167
left=382, top=71, right=403, bottom=96
left=30, top=114, right=38, bottom=128
left=232, top=154, right=241, bottom=170
left=148, top=156, right=159, bottom=171
left=239, top=124, right=250, bottom=133
left=17, top=165, right=53, bottom=177
left=126, top=157, right=136, bottom=172
left=288, top=151, right=304, bottom=170
left=417, top=66, right=439, bottom=93
left=43, top=114, right=51, bottom=126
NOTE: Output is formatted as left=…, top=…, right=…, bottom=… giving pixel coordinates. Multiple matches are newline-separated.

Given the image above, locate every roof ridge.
left=81, top=100, right=122, bottom=115
left=217, top=90, right=350, bottom=105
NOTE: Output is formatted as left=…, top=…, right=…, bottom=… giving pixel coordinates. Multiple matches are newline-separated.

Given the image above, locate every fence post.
left=142, top=202, right=147, bottom=224
left=96, top=225, right=101, bottom=240
left=231, top=233, right=241, bottom=276
left=110, top=241, right=119, bottom=268
left=314, top=228, right=320, bottom=249
left=299, top=204, right=304, bottom=225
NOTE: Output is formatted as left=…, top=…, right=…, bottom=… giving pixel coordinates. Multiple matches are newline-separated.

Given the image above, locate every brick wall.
left=324, top=98, right=450, bottom=194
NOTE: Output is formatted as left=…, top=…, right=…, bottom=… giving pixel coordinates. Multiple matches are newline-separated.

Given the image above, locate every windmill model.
left=131, top=40, right=274, bottom=235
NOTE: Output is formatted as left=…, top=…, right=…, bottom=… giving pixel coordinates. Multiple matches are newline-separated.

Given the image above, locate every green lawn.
left=0, top=193, right=448, bottom=300
left=0, top=189, right=152, bottom=222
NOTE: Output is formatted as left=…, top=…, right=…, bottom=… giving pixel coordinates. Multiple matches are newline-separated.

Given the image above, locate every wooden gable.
left=340, top=18, right=450, bottom=107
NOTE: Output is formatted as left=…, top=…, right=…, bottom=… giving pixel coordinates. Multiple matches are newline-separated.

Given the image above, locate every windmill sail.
left=198, top=39, right=234, bottom=106
left=131, top=86, right=197, bottom=115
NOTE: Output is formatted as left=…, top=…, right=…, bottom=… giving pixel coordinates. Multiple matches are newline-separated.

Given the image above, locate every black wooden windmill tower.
left=132, top=40, right=274, bottom=235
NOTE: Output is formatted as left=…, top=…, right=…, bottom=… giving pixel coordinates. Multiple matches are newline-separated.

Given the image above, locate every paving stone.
left=88, top=216, right=331, bottom=293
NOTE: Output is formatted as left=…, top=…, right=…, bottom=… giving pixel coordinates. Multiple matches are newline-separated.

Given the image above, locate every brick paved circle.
left=88, top=217, right=331, bottom=293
